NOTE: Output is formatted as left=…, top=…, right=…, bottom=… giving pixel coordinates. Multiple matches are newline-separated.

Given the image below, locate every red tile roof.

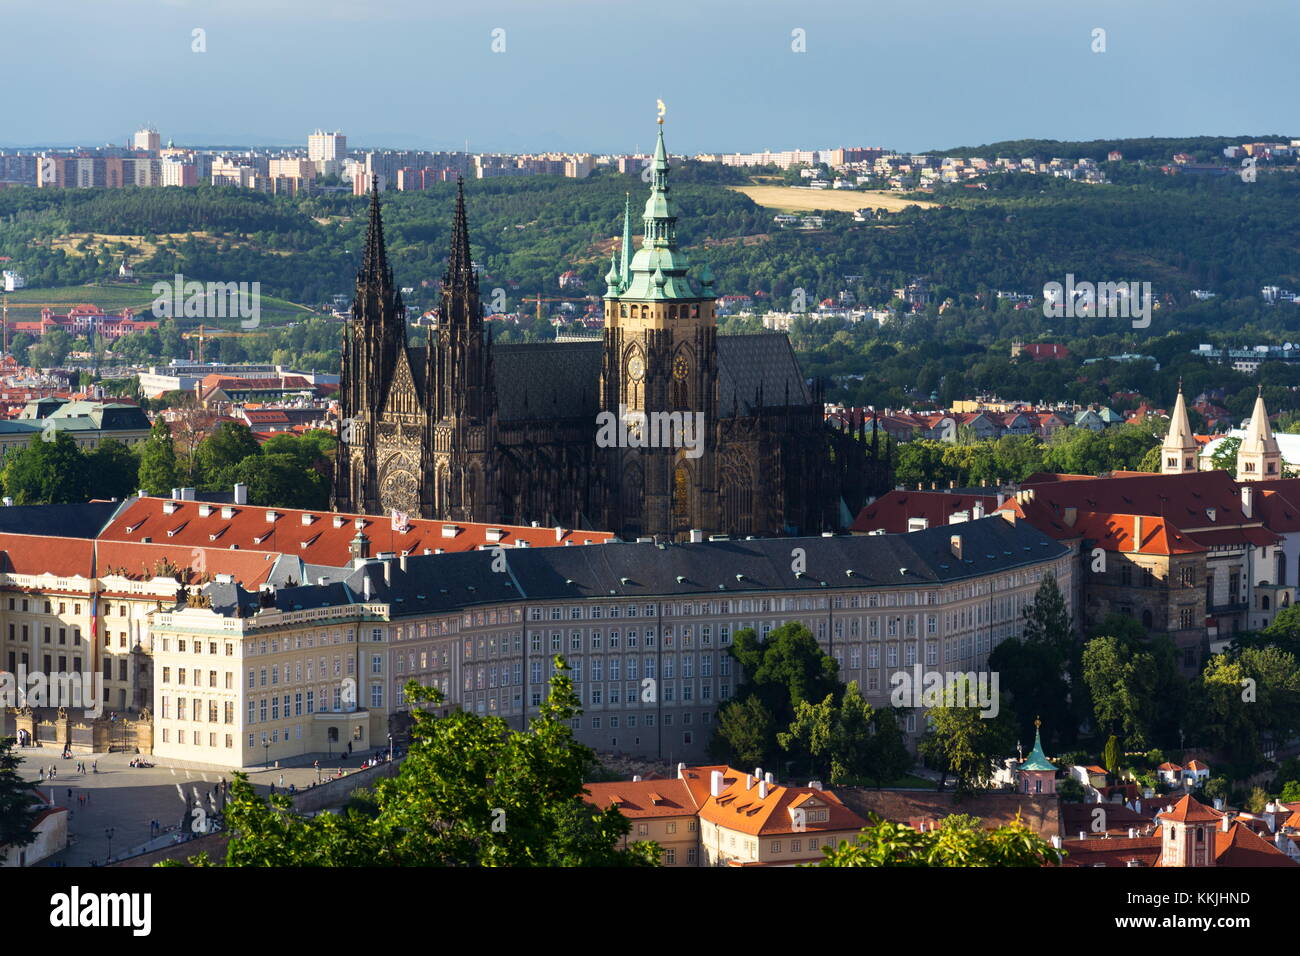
left=1158, top=794, right=1220, bottom=823
left=582, top=778, right=700, bottom=818
left=98, top=497, right=615, bottom=569
left=698, top=767, right=866, bottom=837
left=851, top=490, right=1000, bottom=534
left=0, top=533, right=93, bottom=577
left=998, top=471, right=1281, bottom=552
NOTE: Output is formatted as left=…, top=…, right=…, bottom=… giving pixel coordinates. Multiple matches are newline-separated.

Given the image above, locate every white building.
left=308, top=130, right=347, bottom=164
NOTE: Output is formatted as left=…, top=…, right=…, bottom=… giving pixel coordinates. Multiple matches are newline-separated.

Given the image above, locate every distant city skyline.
left=3, top=0, right=1296, bottom=154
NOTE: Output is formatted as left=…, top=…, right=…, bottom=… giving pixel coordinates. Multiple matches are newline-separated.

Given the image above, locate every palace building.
left=331, top=122, right=885, bottom=538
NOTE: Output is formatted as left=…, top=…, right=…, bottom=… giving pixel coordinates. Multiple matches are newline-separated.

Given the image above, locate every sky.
left=2, top=0, right=1295, bottom=154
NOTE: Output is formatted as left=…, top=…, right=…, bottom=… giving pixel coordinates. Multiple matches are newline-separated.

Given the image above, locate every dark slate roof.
left=406, top=345, right=428, bottom=395
left=488, top=333, right=810, bottom=424
left=205, top=578, right=357, bottom=618
left=493, top=341, right=602, bottom=422
left=209, top=517, right=1067, bottom=620
left=718, top=333, right=811, bottom=413
left=0, top=501, right=124, bottom=538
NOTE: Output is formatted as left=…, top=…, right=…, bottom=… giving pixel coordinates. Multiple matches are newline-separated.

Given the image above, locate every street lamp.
left=105, top=826, right=115, bottom=862
left=388, top=733, right=393, bottom=764
left=262, top=733, right=269, bottom=769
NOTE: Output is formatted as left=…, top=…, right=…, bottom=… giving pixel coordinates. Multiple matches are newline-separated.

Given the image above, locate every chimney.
left=972, top=500, right=985, bottom=519
left=710, top=770, right=724, bottom=797
left=1221, top=815, right=1231, bottom=832
left=758, top=780, right=769, bottom=799
left=1079, top=831, right=1087, bottom=841
left=1214, top=798, right=1224, bottom=810
left=808, top=780, right=823, bottom=790
left=689, top=529, right=703, bottom=543
left=1132, top=514, right=1143, bottom=552
left=996, top=492, right=1006, bottom=508
left=764, top=771, right=774, bottom=785
left=182, top=487, right=196, bottom=500
left=1128, top=828, right=1136, bottom=838
left=745, top=774, right=754, bottom=791
left=676, top=762, right=685, bottom=779
left=555, top=526, right=565, bottom=542
left=754, top=767, right=762, bottom=782
left=400, top=551, right=407, bottom=572
left=632, top=775, right=642, bottom=782
left=1242, top=485, right=1254, bottom=519
left=171, top=487, right=181, bottom=499
left=950, top=534, right=963, bottom=561
left=383, top=559, right=391, bottom=586
left=1063, top=506, right=1077, bottom=527
left=362, top=573, right=372, bottom=601
left=907, top=516, right=929, bottom=532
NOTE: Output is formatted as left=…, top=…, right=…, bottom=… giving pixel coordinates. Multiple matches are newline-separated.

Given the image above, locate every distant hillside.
left=928, top=135, right=1292, bottom=162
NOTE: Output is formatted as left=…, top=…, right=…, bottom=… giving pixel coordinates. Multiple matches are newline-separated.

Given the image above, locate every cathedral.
left=332, top=122, right=883, bottom=538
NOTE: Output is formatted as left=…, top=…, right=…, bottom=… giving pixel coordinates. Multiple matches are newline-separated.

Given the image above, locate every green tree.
left=712, top=622, right=841, bottom=767
left=178, top=662, right=659, bottom=867
left=0, top=736, right=40, bottom=862
left=1021, top=574, right=1073, bottom=658
left=234, top=453, right=329, bottom=510
left=1057, top=777, right=1085, bottom=801
left=1081, top=628, right=1184, bottom=750
left=918, top=675, right=1015, bottom=797
left=137, top=418, right=179, bottom=496
left=713, top=695, right=777, bottom=769
left=1103, top=734, right=1121, bottom=776
left=815, top=813, right=1060, bottom=867
left=1209, top=437, right=1240, bottom=475
left=194, top=421, right=262, bottom=487
left=1, top=432, right=91, bottom=504
left=865, top=706, right=913, bottom=788
left=86, top=439, right=140, bottom=500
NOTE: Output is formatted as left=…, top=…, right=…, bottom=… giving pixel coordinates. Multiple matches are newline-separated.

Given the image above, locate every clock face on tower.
left=628, top=355, right=645, bottom=381
left=673, top=355, right=690, bottom=380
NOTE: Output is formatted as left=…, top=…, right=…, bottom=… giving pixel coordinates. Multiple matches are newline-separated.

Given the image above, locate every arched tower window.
left=672, top=465, right=690, bottom=530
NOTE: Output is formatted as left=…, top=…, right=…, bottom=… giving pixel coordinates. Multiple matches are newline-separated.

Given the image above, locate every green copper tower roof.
left=619, top=194, right=634, bottom=286
left=1018, top=722, right=1057, bottom=773
left=609, top=121, right=702, bottom=302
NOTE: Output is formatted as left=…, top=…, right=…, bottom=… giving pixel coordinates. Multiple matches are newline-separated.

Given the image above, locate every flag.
left=390, top=508, right=409, bottom=532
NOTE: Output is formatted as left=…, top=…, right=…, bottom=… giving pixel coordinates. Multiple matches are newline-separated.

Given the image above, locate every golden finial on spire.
left=656, top=99, right=666, bottom=125
left=1034, top=716, right=1041, bottom=729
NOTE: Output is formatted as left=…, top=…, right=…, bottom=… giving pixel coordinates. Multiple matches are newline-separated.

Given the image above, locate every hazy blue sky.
left=4, top=0, right=1294, bottom=153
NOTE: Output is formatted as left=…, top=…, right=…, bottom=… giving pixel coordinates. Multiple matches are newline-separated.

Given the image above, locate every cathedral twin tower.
left=333, top=124, right=873, bottom=538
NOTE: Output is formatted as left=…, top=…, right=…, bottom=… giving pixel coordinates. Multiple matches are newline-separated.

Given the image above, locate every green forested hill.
left=1, top=154, right=1298, bottom=414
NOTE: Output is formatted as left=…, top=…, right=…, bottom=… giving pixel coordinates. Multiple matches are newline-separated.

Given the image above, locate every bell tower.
left=599, top=111, right=719, bottom=538
left=1237, top=386, right=1282, bottom=481
left=1161, top=382, right=1199, bottom=475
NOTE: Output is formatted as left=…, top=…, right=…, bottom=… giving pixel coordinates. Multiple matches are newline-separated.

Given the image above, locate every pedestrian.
left=92, top=761, right=97, bottom=773
left=38, top=769, right=44, bottom=781
left=278, top=774, right=284, bottom=788
left=67, top=788, right=72, bottom=801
